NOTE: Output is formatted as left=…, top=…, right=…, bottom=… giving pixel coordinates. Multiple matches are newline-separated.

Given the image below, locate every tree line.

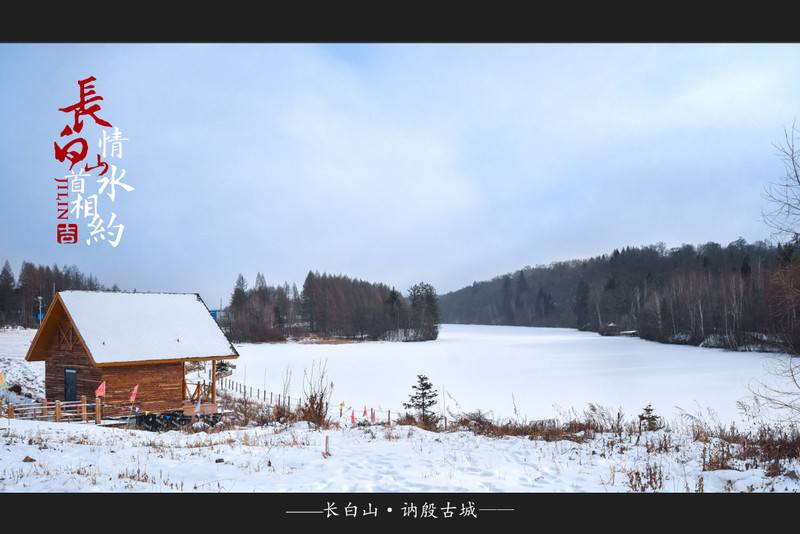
left=0, top=259, right=118, bottom=327
left=0, top=258, right=442, bottom=345
left=439, top=238, right=800, bottom=353
left=224, top=270, right=440, bottom=343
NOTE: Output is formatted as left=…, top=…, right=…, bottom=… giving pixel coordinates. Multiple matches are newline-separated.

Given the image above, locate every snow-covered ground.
left=1, top=324, right=798, bottom=497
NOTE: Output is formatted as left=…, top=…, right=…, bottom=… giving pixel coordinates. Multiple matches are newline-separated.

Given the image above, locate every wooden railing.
left=184, top=381, right=220, bottom=415
left=185, top=381, right=213, bottom=403
left=4, top=396, right=102, bottom=424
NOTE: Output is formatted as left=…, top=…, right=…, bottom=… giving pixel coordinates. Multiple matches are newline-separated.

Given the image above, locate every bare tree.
left=754, top=120, right=800, bottom=421
left=762, top=121, right=800, bottom=354
left=748, top=355, right=800, bottom=425
left=763, top=120, right=800, bottom=243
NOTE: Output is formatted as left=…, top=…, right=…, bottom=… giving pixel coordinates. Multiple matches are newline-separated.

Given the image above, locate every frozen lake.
left=226, top=324, right=789, bottom=428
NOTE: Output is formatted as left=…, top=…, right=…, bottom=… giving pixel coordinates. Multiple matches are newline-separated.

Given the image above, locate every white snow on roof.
left=58, top=291, right=238, bottom=364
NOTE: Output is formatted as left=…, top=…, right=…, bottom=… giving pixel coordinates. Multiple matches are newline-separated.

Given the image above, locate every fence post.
left=42, top=400, right=48, bottom=419
left=81, top=396, right=88, bottom=422
left=8, top=404, right=14, bottom=419
left=95, top=398, right=101, bottom=424
left=55, top=400, right=61, bottom=422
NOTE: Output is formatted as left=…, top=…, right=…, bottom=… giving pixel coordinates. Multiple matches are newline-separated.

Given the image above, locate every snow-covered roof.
left=30, top=291, right=238, bottom=365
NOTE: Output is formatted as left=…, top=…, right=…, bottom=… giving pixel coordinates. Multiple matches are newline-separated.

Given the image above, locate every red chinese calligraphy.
left=55, top=77, right=112, bottom=170
left=54, top=137, right=88, bottom=170
left=84, top=154, right=109, bottom=175
left=58, top=76, right=112, bottom=134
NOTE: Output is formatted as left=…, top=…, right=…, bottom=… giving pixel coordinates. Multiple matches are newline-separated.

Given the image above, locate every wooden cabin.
left=25, top=291, right=239, bottom=418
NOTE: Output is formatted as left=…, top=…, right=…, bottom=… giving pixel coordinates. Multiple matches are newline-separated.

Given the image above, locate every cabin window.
left=64, top=368, right=77, bottom=402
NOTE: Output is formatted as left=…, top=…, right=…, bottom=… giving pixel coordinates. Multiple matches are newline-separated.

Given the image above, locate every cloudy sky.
left=2, top=43, right=799, bottom=309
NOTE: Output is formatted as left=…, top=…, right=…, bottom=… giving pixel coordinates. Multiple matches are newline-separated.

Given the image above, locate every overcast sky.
left=2, top=43, right=799, bottom=309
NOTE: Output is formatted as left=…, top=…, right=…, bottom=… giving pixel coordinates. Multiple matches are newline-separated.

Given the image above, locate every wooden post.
left=55, top=400, right=61, bottom=422
left=182, top=362, right=187, bottom=401
left=8, top=404, right=14, bottom=419
left=211, top=359, right=217, bottom=404
left=81, top=395, right=87, bottom=422
left=42, top=400, right=48, bottom=419
left=95, top=398, right=101, bottom=424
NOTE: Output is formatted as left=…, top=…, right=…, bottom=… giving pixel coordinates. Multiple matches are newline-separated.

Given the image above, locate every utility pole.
left=34, top=296, right=43, bottom=328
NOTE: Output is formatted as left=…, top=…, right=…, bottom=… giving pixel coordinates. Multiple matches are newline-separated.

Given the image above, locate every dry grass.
left=210, top=390, right=800, bottom=481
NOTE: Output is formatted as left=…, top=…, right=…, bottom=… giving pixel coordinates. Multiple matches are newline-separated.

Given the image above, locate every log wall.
left=100, top=362, right=185, bottom=416
left=42, top=314, right=188, bottom=417
left=44, top=316, right=101, bottom=401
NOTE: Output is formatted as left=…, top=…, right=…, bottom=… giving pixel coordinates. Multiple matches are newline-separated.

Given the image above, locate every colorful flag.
left=130, top=384, right=138, bottom=402
left=371, top=410, right=375, bottom=423
left=363, top=406, right=367, bottom=417
left=351, top=410, right=355, bottom=423
left=95, top=381, right=105, bottom=397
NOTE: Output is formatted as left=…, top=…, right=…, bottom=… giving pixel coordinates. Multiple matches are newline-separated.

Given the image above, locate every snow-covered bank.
left=1, top=417, right=798, bottom=494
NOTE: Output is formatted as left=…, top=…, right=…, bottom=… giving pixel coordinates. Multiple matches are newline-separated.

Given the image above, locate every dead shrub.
left=298, top=358, right=333, bottom=429
left=626, top=463, right=665, bottom=492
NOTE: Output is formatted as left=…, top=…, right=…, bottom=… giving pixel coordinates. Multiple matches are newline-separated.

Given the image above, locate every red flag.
left=363, top=406, right=367, bottom=417
left=371, top=410, right=375, bottom=422
left=95, top=381, right=105, bottom=397
left=351, top=410, right=354, bottom=423
left=130, top=384, right=138, bottom=402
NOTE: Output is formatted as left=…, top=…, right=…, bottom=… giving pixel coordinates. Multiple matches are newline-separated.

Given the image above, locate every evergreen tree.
left=403, top=374, right=439, bottom=427
left=407, top=282, right=440, bottom=341
left=229, top=274, right=248, bottom=308
left=638, top=404, right=661, bottom=432
left=301, top=271, right=318, bottom=332
left=0, top=261, right=15, bottom=324
left=574, top=280, right=589, bottom=329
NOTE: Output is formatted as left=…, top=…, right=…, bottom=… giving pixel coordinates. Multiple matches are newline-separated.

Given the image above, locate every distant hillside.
left=439, top=239, right=797, bottom=352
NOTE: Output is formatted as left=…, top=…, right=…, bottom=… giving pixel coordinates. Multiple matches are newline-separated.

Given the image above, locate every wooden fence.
left=3, top=380, right=400, bottom=428
left=218, top=377, right=396, bottom=425
left=218, top=377, right=302, bottom=412
left=4, top=396, right=101, bottom=424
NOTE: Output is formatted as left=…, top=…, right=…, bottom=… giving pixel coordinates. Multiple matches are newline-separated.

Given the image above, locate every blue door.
left=64, top=368, right=76, bottom=401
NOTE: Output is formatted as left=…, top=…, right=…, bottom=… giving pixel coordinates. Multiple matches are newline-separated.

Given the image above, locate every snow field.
left=1, top=417, right=797, bottom=493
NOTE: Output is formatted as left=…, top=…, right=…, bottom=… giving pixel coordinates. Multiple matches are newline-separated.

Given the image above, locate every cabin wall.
left=100, top=362, right=185, bottom=416
left=44, top=315, right=101, bottom=401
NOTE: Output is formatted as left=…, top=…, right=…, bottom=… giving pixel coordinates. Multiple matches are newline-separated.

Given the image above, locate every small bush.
left=298, top=359, right=333, bottom=429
